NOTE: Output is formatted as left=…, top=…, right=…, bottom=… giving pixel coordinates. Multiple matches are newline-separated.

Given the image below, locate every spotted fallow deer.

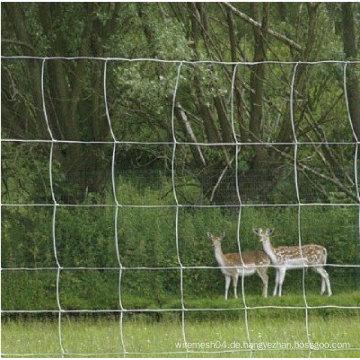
left=207, top=232, right=270, bottom=299
left=253, top=228, right=332, bottom=297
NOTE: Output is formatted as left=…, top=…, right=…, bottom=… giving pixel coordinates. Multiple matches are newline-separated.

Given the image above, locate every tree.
left=2, top=3, right=122, bottom=202
left=2, top=3, right=359, bottom=205
left=342, top=3, right=360, bottom=139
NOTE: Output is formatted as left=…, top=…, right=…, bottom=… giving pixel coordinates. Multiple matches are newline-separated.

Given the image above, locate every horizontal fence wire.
left=2, top=263, right=360, bottom=271
left=1, top=57, right=360, bottom=357
left=3, top=346, right=360, bottom=358
left=3, top=304, right=360, bottom=314
left=2, top=203, right=360, bottom=208
left=2, top=139, right=360, bottom=145
left=2, top=56, right=360, bottom=64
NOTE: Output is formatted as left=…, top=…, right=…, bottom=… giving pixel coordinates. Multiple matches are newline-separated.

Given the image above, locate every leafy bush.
left=2, top=176, right=360, bottom=313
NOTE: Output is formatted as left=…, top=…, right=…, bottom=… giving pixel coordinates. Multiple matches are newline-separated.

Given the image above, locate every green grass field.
left=2, top=315, right=360, bottom=358
left=2, top=293, right=360, bottom=358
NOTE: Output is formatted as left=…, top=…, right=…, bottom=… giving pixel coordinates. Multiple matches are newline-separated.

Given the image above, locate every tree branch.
left=175, top=102, right=207, bottom=167
left=223, top=2, right=302, bottom=52
left=1, top=38, right=34, bottom=51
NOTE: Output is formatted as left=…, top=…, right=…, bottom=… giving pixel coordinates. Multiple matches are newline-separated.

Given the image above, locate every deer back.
left=275, top=244, right=326, bottom=264
left=224, top=250, right=270, bottom=266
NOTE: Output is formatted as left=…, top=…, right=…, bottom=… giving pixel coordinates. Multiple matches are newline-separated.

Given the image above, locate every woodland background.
left=2, top=3, right=360, bottom=312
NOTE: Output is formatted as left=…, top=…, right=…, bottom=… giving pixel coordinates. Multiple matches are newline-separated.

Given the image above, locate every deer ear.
left=267, top=228, right=275, bottom=235
left=253, top=228, right=260, bottom=235
left=207, top=232, right=213, bottom=239
left=220, top=232, right=226, bottom=240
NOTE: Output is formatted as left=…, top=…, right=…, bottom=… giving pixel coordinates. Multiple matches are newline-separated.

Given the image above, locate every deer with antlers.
left=253, top=228, right=332, bottom=297
left=207, top=232, right=270, bottom=299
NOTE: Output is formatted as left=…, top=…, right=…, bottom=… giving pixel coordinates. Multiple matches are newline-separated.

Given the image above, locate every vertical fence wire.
left=104, top=59, right=127, bottom=356
left=171, top=62, right=188, bottom=354
left=289, top=62, right=312, bottom=357
left=230, top=63, right=253, bottom=356
left=344, top=63, right=360, bottom=249
left=41, top=58, right=65, bottom=357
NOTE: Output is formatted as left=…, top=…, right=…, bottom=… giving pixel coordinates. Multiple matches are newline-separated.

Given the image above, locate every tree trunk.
left=342, top=3, right=360, bottom=139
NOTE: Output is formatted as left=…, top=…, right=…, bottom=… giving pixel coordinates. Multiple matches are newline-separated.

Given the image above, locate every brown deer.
left=253, top=228, right=332, bottom=297
left=207, top=232, right=270, bottom=299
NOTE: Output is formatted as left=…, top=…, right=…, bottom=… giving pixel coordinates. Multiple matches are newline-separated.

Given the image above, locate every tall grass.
left=2, top=312, right=360, bottom=358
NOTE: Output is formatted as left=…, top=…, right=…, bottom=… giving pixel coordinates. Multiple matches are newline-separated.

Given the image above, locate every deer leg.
left=321, top=277, right=326, bottom=295
left=311, top=267, right=324, bottom=294
left=324, top=269, right=332, bottom=296
left=315, top=267, right=332, bottom=296
left=278, top=268, right=287, bottom=297
left=273, top=269, right=279, bottom=296
left=233, top=275, right=239, bottom=299
left=313, top=267, right=324, bottom=295
left=257, top=268, right=269, bottom=298
left=225, top=275, right=231, bottom=300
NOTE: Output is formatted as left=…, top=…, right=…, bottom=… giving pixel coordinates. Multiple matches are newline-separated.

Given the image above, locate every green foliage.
left=2, top=178, right=360, bottom=312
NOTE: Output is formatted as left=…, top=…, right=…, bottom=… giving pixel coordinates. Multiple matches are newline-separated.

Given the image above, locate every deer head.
left=207, top=232, right=225, bottom=247
left=253, top=228, right=274, bottom=243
